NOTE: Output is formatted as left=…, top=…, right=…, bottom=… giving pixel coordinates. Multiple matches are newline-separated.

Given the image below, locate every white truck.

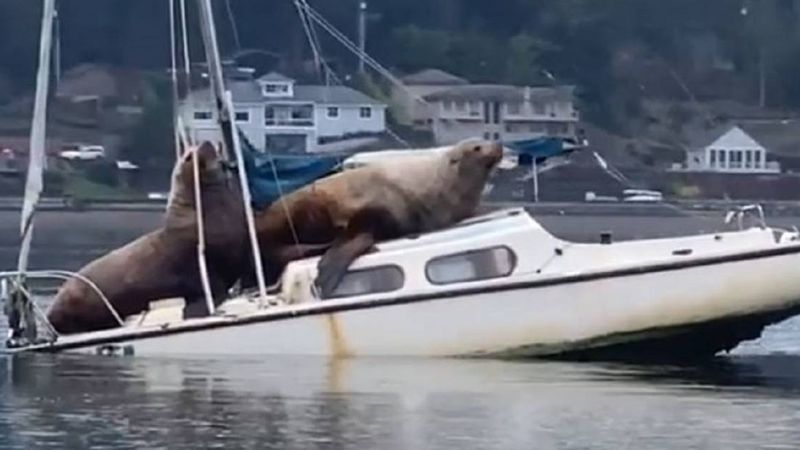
left=58, top=144, right=106, bottom=161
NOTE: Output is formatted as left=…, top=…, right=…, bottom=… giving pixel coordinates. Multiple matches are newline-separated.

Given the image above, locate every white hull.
left=18, top=209, right=800, bottom=360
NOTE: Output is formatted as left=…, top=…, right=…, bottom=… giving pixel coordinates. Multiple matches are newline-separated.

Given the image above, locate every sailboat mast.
left=11, top=0, right=56, bottom=343
left=194, top=0, right=268, bottom=304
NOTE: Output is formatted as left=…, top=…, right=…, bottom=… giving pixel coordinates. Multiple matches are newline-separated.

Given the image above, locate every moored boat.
left=7, top=206, right=800, bottom=361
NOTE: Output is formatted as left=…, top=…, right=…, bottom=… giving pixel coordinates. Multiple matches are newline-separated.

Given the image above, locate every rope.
left=297, top=2, right=428, bottom=107
left=191, top=147, right=216, bottom=315
left=227, top=93, right=270, bottom=305
left=224, top=0, right=242, bottom=53
left=1, top=269, right=125, bottom=329
left=10, top=280, right=59, bottom=339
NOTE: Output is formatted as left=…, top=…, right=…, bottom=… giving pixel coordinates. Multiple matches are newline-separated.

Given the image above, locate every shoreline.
left=2, top=196, right=800, bottom=216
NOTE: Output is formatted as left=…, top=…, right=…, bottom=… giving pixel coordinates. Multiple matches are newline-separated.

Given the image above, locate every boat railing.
left=0, top=269, right=125, bottom=345
left=725, top=204, right=767, bottom=231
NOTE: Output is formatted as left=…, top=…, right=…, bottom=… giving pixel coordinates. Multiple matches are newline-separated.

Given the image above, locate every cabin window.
left=194, top=111, right=212, bottom=120
left=359, top=107, right=372, bottom=119
left=326, top=265, right=405, bottom=298
left=327, top=107, right=340, bottom=118
left=426, top=246, right=516, bottom=285
left=235, top=111, right=250, bottom=122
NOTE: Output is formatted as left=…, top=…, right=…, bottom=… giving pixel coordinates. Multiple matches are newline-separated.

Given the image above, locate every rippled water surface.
left=3, top=211, right=800, bottom=449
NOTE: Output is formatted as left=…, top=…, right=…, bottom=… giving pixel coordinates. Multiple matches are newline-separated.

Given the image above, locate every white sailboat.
left=5, top=0, right=800, bottom=361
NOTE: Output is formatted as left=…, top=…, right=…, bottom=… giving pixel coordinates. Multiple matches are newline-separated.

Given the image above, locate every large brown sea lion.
left=46, top=142, right=251, bottom=334
left=251, top=138, right=504, bottom=298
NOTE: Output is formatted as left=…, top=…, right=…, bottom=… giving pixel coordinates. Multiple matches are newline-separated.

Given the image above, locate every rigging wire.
left=169, top=0, right=181, bottom=159
left=224, top=0, right=242, bottom=53
left=293, top=0, right=323, bottom=79
left=179, top=0, right=192, bottom=98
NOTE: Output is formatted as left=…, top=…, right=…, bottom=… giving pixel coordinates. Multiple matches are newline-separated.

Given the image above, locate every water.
left=3, top=210, right=800, bottom=449
left=3, top=352, right=800, bottom=449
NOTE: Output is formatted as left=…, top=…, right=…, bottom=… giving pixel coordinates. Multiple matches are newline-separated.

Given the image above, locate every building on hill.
left=676, top=123, right=792, bottom=174
left=423, top=84, right=579, bottom=145
left=391, top=68, right=469, bottom=127
left=392, top=68, right=580, bottom=145
left=180, top=71, right=387, bottom=153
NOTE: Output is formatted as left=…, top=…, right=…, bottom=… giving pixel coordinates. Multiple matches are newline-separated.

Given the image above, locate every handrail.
left=0, top=269, right=125, bottom=328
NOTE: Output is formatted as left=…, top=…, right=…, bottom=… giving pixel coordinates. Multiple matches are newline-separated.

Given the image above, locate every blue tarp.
left=237, top=132, right=583, bottom=210
left=238, top=131, right=344, bottom=210
left=506, top=136, right=577, bottom=166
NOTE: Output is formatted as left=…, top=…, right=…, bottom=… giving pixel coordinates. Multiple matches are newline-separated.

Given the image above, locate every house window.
left=532, top=102, right=546, bottom=115
left=442, top=101, right=453, bottom=112
left=719, top=150, right=727, bottom=167
left=469, top=102, right=482, bottom=117
left=507, top=102, right=522, bottom=115
left=235, top=111, right=250, bottom=122
left=193, top=111, right=212, bottom=120
left=264, top=83, right=289, bottom=95
left=359, top=107, right=372, bottom=119
left=754, top=151, right=763, bottom=168
left=426, top=247, right=516, bottom=285
left=325, top=265, right=404, bottom=299
left=455, top=100, right=467, bottom=112
left=326, top=107, right=339, bottom=118
left=709, top=149, right=716, bottom=167
left=745, top=150, right=753, bottom=169
left=483, top=132, right=491, bottom=140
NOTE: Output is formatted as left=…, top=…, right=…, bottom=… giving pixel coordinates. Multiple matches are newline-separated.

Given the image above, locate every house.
left=391, top=68, right=469, bottom=127
left=180, top=71, right=387, bottom=153
left=391, top=68, right=579, bottom=145
left=680, top=124, right=783, bottom=174
left=423, top=84, right=579, bottom=145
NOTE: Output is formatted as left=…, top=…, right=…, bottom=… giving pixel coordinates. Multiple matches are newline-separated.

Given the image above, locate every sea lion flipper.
left=314, top=233, right=375, bottom=299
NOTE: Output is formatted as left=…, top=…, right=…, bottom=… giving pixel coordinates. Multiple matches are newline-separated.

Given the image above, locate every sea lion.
left=46, top=141, right=251, bottom=334
left=251, top=137, right=504, bottom=298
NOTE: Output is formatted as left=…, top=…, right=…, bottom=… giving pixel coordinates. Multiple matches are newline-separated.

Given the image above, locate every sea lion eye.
left=473, top=146, right=481, bottom=152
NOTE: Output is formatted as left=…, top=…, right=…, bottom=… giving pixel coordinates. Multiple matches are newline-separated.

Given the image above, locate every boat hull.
left=26, top=245, right=800, bottom=361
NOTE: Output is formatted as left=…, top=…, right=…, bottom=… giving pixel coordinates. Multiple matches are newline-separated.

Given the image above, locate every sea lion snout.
left=486, top=141, right=503, bottom=166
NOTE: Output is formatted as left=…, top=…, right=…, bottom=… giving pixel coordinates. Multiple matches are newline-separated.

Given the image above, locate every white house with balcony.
left=680, top=124, right=782, bottom=174
left=179, top=71, right=387, bottom=153
left=422, top=83, right=579, bottom=145
left=391, top=69, right=579, bottom=145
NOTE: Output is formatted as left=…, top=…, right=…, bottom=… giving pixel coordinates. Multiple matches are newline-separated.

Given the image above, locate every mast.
left=194, top=0, right=268, bottom=304
left=9, top=0, right=56, bottom=345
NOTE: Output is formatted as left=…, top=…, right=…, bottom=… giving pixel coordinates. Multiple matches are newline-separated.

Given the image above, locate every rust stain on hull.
left=325, top=313, right=353, bottom=393
left=326, top=313, right=353, bottom=358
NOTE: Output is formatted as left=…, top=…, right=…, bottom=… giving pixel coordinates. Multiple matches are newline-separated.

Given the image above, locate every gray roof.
left=401, top=69, right=468, bottom=86
left=684, top=120, right=800, bottom=155
left=190, top=81, right=385, bottom=106
left=257, top=71, right=294, bottom=83
left=684, top=124, right=734, bottom=149
left=423, top=84, right=575, bottom=103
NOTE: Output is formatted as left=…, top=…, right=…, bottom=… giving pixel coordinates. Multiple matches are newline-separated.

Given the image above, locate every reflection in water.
left=3, top=353, right=800, bottom=449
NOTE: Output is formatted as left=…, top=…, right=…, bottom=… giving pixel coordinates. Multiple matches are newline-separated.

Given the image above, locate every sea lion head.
left=447, top=138, right=504, bottom=176
left=177, top=141, right=228, bottom=188
left=167, top=142, right=227, bottom=208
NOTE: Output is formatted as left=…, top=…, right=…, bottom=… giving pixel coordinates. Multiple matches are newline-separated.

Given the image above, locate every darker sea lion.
left=251, top=138, right=503, bottom=298
left=46, top=142, right=250, bottom=334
